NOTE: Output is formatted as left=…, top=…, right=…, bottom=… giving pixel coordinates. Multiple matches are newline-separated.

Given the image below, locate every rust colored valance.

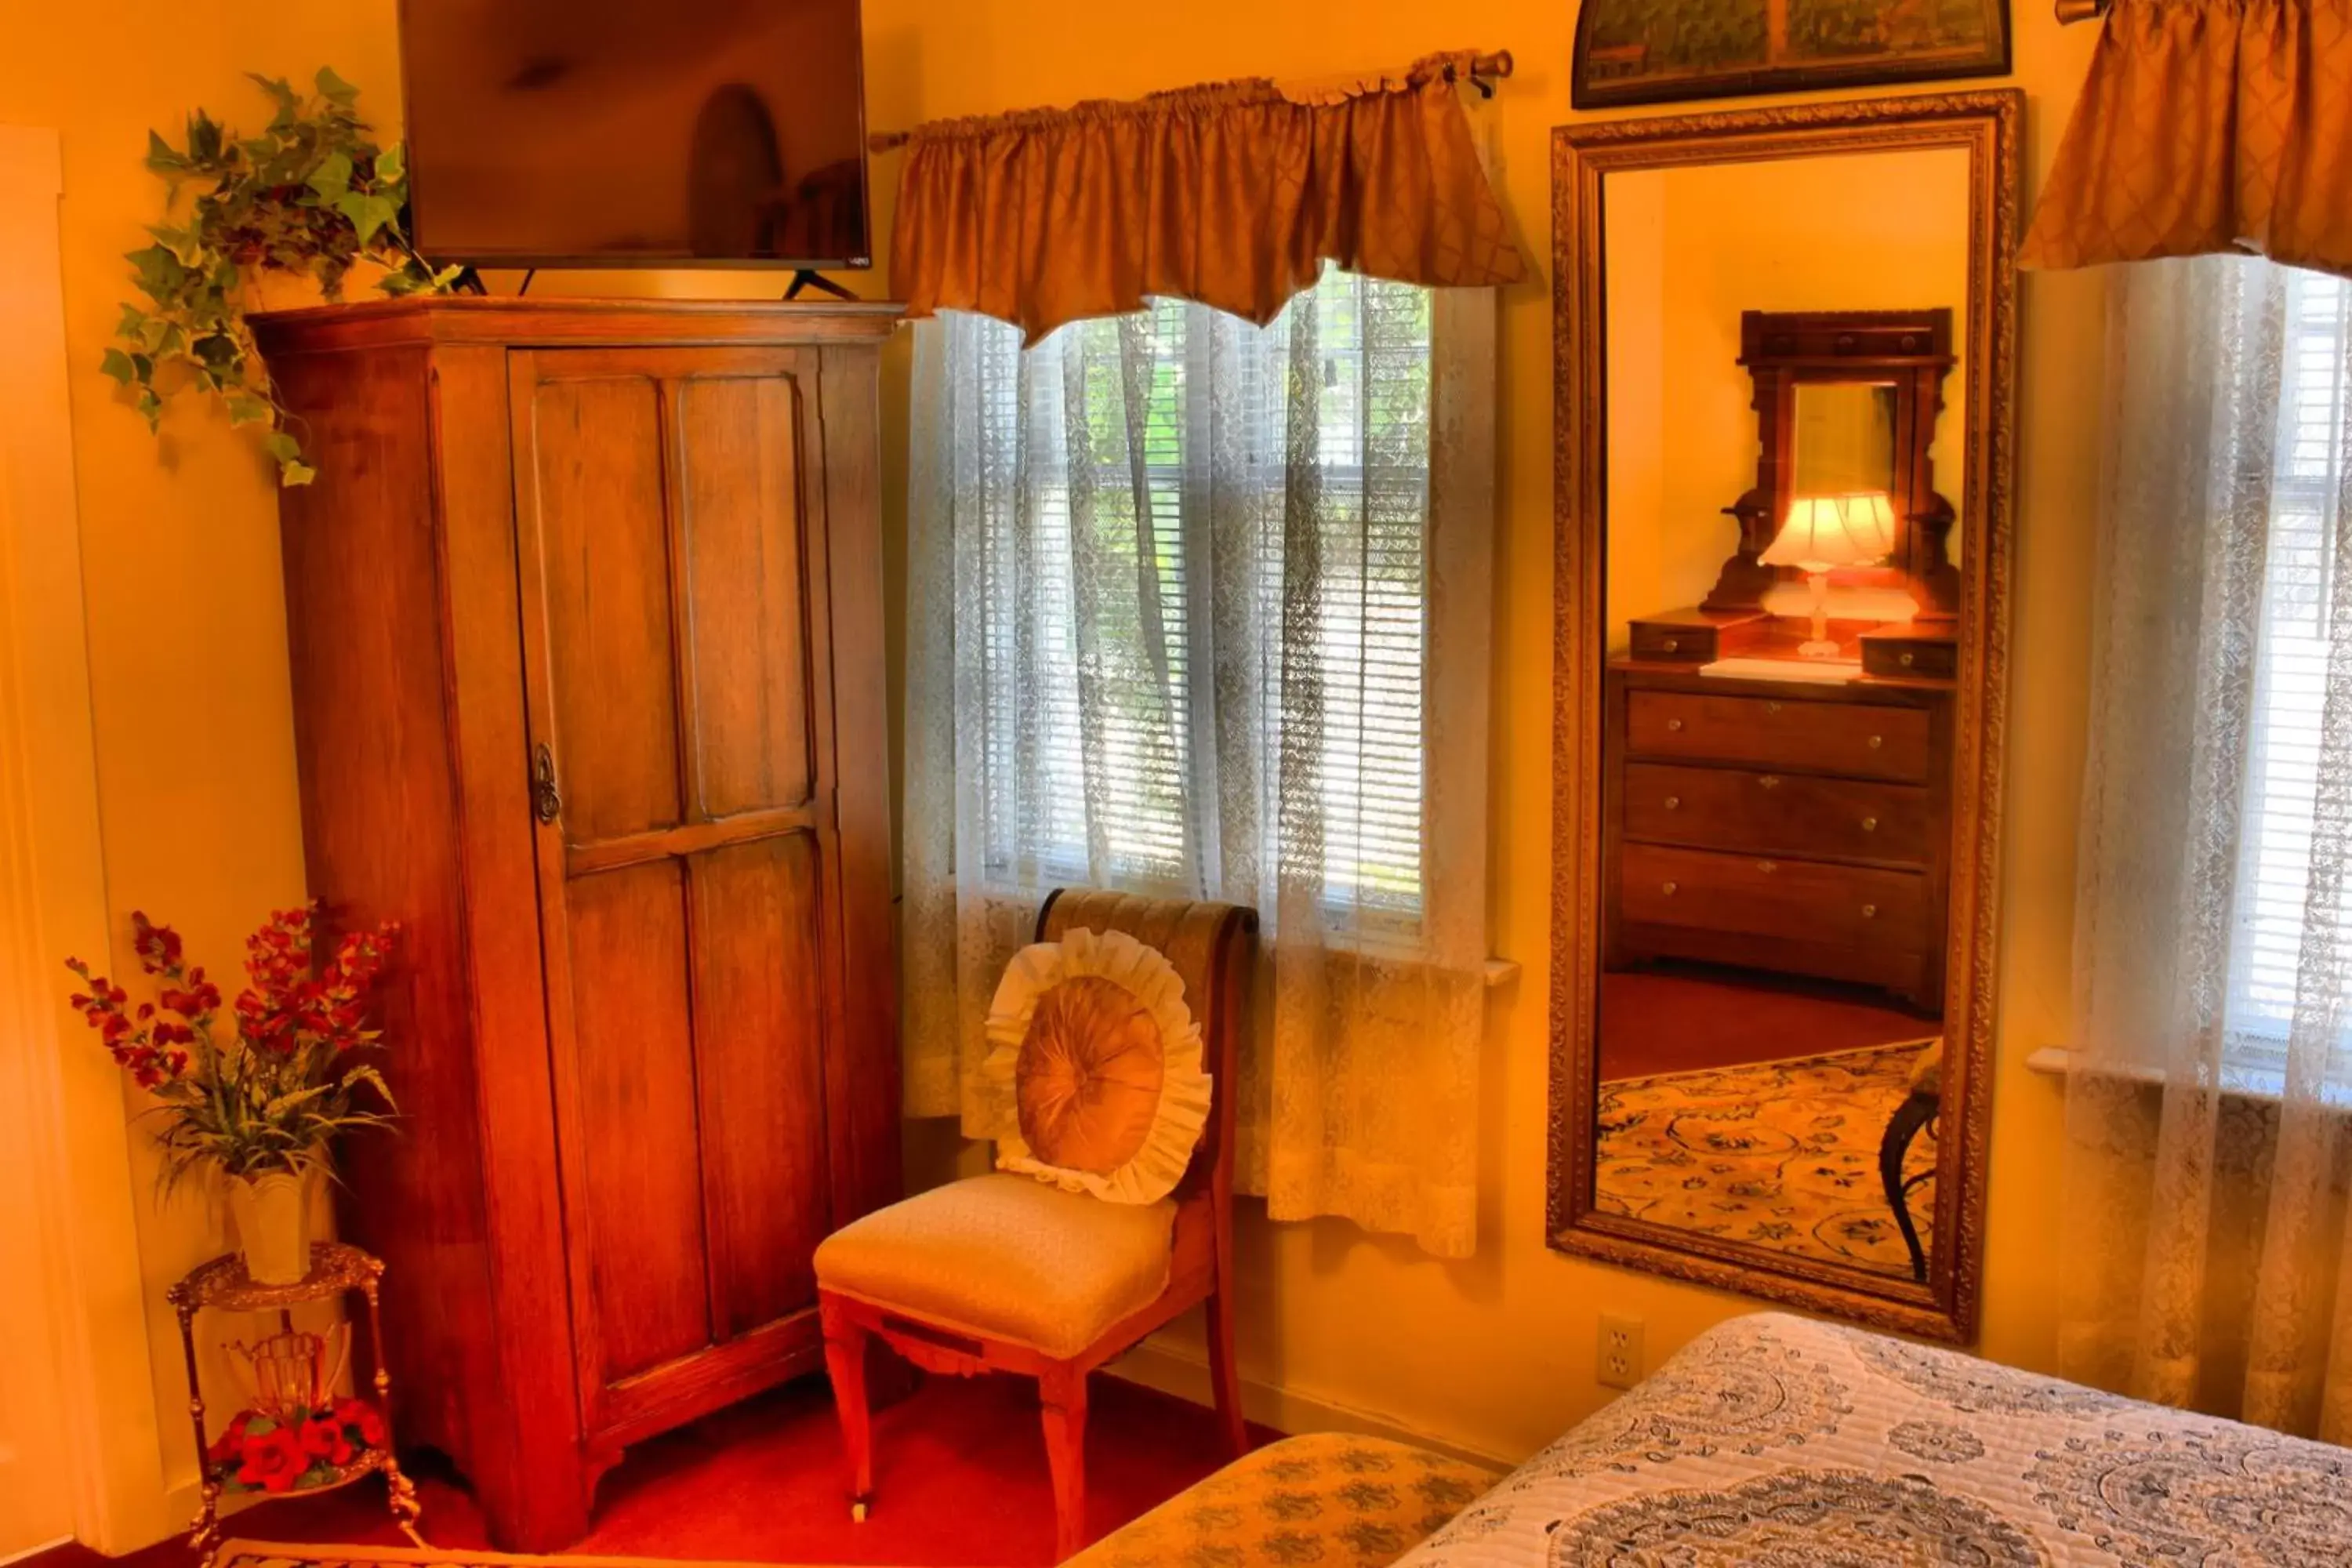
left=2021, top=0, right=2352, bottom=275
left=889, top=51, right=1526, bottom=344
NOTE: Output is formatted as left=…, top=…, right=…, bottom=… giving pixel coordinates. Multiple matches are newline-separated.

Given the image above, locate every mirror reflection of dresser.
left=1550, top=92, right=2023, bottom=1342
left=1606, top=306, right=1963, bottom=1014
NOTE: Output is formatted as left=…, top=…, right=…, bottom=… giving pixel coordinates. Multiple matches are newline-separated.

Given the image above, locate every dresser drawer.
left=1618, top=843, right=1928, bottom=951
left=1860, top=627, right=1959, bottom=681
left=1625, top=690, right=1933, bottom=782
left=1620, top=762, right=1935, bottom=866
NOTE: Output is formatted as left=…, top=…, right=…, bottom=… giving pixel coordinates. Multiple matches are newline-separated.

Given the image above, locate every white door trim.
left=0, top=122, right=177, bottom=1555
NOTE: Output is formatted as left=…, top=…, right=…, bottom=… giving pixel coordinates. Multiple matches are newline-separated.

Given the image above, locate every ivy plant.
left=103, top=67, right=461, bottom=486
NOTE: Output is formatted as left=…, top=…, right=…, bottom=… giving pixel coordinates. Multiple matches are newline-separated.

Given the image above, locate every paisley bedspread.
left=1396, top=1312, right=2352, bottom=1566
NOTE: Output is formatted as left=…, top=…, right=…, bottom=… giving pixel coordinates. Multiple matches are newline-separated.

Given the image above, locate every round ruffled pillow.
left=982, top=927, right=1211, bottom=1204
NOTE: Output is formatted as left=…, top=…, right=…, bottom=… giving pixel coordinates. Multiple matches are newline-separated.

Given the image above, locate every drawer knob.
left=1664, top=795, right=1681, bottom=811
left=1861, top=903, right=1878, bottom=919
left=1757, top=774, right=1782, bottom=791
left=1662, top=637, right=1680, bottom=653
left=1861, top=815, right=1879, bottom=833
left=1899, top=652, right=1916, bottom=668
left=1868, top=735, right=1885, bottom=750
left=1766, top=701, right=1783, bottom=714
left=1666, top=718, right=1685, bottom=732
left=1661, top=880, right=1678, bottom=895
left=1757, top=860, right=1779, bottom=874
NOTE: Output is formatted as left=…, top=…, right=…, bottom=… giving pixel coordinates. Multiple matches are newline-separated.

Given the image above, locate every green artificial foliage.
left=102, top=67, right=461, bottom=487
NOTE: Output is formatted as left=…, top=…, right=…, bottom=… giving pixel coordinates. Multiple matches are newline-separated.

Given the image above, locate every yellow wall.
left=3, top=0, right=2107, bottom=1498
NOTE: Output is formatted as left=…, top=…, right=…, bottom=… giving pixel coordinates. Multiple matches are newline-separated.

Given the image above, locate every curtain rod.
left=865, top=49, right=1516, bottom=154
left=2055, top=0, right=2109, bottom=21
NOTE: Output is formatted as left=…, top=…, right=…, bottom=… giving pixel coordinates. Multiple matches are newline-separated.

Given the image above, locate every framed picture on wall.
left=1571, top=0, right=2012, bottom=108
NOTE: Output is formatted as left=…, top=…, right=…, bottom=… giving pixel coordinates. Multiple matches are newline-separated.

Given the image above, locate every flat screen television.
left=397, top=0, right=872, bottom=269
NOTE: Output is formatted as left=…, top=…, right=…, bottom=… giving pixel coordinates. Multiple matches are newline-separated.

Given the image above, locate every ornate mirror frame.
left=1547, top=89, right=2022, bottom=1342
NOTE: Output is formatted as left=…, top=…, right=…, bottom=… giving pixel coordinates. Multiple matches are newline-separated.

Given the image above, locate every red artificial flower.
left=235, top=1421, right=308, bottom=1493
left=206, top=1411, right=256, bottom=1468
left=298, top=1414, right=356, bottom=1467
left=332, top=1396, right=388, bottom=1450
left=159, top=968, right=222, bottom=1019
left=131, top=913, right=185, bottom=977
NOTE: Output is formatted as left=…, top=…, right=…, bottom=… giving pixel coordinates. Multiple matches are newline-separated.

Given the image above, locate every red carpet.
left=61, top=1371, right=1272, bottom=1568
left=1599, top=960, right=1936, bottom=1080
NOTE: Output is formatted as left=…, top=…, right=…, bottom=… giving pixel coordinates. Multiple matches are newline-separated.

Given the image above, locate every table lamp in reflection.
left=1760, top=492, right=1897, bottom=658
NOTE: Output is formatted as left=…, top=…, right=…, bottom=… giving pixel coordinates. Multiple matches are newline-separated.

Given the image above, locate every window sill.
left=2025, top=1046, right=2336, bottom=1109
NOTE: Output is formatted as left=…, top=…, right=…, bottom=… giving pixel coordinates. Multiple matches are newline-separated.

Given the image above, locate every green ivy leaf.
left=144, top=129, right=190, bottom=173
left=187, top=110, right=223, bottom=164
left=226, top=393, right=274, bottom=427
left=307, top=149, right=353, bottom=201
left=192, top=333, right=241, bottom=370
left=127, top=242, right=184, bottom=299
left=281, top=460, right=319, bottom=488
left=315, top=66, right=360, bottom=107
left=263, top=430, right=302, bottom=463
left=148, top=223, right=205, bottom=268
left=100, top=348, right=136, bottom=384
left=332, top=190, right=397, bottom=247
left=375, top=142, right=404, bottom=186
left=247, top=74, right=299, bottom=127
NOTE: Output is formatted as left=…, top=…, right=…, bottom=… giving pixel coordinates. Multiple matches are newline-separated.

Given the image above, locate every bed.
left=1397, top=1312, right=2352, bottom=1566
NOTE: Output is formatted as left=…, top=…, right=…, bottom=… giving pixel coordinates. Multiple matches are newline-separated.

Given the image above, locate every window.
left=954, top=269, right=1438, bottom=928
left=2224, top=267, right=2352, bottom=1069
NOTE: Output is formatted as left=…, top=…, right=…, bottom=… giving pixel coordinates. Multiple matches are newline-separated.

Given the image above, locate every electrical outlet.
left=1598, top=1313, right=1645, bottom=1389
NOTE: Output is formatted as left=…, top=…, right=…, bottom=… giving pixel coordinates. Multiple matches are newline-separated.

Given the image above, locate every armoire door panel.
left=688, top=834, right=832, bottom=1338
left=531, top=374, right=684, bottom=844
left=513, top=343, right=849, bottom=1436
left=677, top=375, right=815, bottom=818
left=564, top=860, right=713, bottom=1385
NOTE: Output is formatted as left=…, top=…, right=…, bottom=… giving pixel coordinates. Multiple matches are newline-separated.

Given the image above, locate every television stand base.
left=784, top=269, right=857, bottom=303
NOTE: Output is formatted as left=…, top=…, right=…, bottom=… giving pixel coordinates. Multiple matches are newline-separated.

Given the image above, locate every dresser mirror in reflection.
left=1551, top=92, right=2021, bottom=1342
left=1794, top=383, right=1898, bottom=495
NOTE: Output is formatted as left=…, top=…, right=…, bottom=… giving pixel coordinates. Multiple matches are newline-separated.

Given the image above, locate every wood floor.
left=24, top=1370, right=1275, bottom=1568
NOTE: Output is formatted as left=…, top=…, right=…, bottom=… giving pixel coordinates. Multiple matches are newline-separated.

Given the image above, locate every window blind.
left=967, top=269, right=1436, bottom=922
left=2224, top=267, right=2352, bottom=1064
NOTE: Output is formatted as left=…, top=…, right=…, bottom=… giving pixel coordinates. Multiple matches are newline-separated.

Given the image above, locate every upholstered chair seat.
left=814, top=1174, right=1176, bottom=1359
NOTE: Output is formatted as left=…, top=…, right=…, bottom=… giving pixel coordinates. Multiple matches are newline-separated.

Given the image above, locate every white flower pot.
left=227, top=1169, right=314, bottom=1284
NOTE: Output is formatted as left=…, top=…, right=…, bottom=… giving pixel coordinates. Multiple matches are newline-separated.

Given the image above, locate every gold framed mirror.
left=1548, top=91, right=2021, bottom=1341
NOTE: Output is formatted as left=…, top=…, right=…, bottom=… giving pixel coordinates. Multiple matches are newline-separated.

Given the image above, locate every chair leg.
left=1039, top=1363, right=1090, bottom=1561
left=818, top=1296, right=875, bottom=1521
left=1207, top=1281, right=1248, bottom=1458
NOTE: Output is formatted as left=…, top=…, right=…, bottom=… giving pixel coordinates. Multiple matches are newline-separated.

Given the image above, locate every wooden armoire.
left=252, top=298, right=903, bottom=1551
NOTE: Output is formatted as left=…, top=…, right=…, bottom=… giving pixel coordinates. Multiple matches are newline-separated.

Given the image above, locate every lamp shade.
left=1761, top=492, right=1898, bottom=573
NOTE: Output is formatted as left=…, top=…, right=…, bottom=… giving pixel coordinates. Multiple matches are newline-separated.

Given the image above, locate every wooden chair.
left=815, top=889, right=1255, bottom=1561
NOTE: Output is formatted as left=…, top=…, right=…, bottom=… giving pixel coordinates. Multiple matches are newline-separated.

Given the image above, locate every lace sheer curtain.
left=902, top=273, right=1496, bottom=1258
left=2067, top=252, right=2352, bottom=1437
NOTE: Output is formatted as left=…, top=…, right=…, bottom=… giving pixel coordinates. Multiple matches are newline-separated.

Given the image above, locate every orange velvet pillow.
left=983, top=928, right=1210, bottom=1204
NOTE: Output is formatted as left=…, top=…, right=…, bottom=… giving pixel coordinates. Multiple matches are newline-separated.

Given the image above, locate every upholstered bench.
left=1069, top=1431, right=1502, bottom=1567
